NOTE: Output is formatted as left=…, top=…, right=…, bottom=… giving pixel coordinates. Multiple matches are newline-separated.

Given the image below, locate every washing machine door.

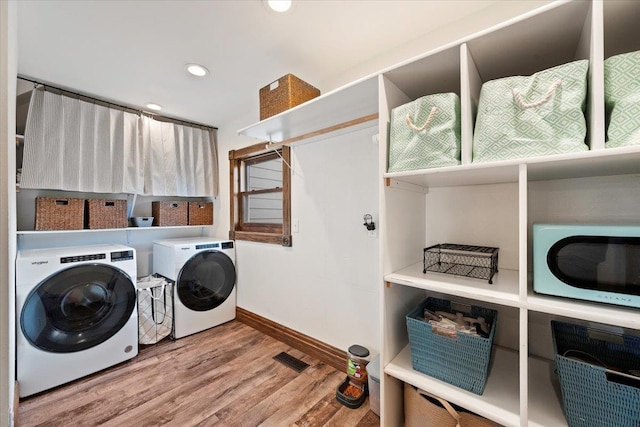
left=177, top=250, right=236, bottom=311
left=21, top=264, right=136, bottom=353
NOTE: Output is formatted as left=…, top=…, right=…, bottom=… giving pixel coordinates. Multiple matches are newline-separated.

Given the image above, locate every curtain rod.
left=18, top=75, right=218, bottom=131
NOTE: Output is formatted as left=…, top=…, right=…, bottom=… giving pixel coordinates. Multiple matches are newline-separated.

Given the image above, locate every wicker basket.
left=404, top=383, right=500, bottom=427
left=152, top=201, right=188, bottom=226
left=188, top=201, right=213, bottom=226
left=259, top=74, right=320, bottom=120
left=86, top=199, right=127, bottom=229
left=552, top=321, right=640, bottom=427
left=35, top=197, right=85, bottom=230
left=406, top=297, right=497, bottom=395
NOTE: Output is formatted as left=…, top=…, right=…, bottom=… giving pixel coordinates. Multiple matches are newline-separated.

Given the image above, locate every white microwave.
left=533, top=224, right=640, bottom=308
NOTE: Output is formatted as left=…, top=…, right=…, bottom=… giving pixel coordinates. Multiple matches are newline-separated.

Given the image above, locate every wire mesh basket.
left=423, top=244, right=499, bottom=284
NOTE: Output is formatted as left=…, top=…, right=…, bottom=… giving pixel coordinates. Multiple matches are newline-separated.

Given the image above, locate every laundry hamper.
left=473, top=59, right=589, bottom=162
left=551, top=320, right=640, bottom=427
left=137, top=275, right=173, bottom=345
left=388, top=93, right=461, bottom=172
left=404, top=383, right=500, bottom=427
left=605, top=50, right=640, bottom=148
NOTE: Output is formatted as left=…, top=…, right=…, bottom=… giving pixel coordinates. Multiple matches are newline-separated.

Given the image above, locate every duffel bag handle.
left=417, top=388, right=462, bottom=427
left=513, top=79, right=562, bottom=109
left=406, top=106, right=437, bottom=131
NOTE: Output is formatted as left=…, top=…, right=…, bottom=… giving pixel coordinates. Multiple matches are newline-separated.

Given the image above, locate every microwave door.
left=549, top=236, right=640, bottom=296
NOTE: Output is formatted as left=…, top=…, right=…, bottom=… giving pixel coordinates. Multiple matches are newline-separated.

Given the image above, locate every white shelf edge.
left=385, top=345, right=521, bottom=427
left=237, top=75, right=378, bottom=143
left=384, top=262, right=521, bottom=308
left=17, top=225, right=211, bottom=235
left=385, top=345, right=568, bottom=427
left=383, top=145, right=640, bottom=188
left=526, top=293, right=640, bottom=330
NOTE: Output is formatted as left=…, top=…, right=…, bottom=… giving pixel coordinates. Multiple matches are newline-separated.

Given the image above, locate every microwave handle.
left=605, top=369, right=640, bottom=389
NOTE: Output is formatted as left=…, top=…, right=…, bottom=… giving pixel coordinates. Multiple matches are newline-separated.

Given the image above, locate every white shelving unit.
left=237, top=1, right=640, bottom=425
left=379, top=1, right=640, bottom=426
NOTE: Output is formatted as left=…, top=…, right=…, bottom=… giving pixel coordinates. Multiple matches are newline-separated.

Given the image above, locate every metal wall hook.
left=363, top=214, right=375, bottom=231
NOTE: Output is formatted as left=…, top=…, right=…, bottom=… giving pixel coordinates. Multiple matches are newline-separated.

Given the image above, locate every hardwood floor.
left=18, top=321, right=380, bottom=427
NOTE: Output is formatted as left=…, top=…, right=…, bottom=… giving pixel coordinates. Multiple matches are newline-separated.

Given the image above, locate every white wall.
left=207, top=0, right=556, bottom=361
left=214, top=119, right=380, bottom=355
left=1, top=1, right=17, bottom=425
left=322, top=1, right=553, bottom=91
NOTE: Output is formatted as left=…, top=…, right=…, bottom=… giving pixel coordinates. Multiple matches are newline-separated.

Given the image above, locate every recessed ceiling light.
left=186, top=63, right=209, bottom=77
left=266, top=0, right=292, bottom=12
left=146, top=103, right=162, bottom=111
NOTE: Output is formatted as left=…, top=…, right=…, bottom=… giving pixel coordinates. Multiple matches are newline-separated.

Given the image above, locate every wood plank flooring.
left=18, top=320, right=379, bottom=427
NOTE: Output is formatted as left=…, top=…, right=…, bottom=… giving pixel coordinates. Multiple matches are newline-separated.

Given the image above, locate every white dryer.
left=153, top=237, right=236, bottom=339
left=16, top=244, right=138, bottom=397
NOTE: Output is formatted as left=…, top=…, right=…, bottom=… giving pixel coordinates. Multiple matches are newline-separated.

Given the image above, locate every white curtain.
left=141, top=117, right=218, bottom=197
left=21, top=87, right=219, bottom=197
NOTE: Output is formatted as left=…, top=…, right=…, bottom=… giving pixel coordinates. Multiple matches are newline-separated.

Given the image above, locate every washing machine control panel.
left=60, top=253, right=106, bottom=263
left=110, top=250, right=135, bottom=262
left=196, top=243, right=220, bottom=250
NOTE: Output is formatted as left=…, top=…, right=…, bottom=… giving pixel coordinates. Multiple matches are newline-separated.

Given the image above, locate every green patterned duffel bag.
left=473, top=59, right=589, bottom=163
left=388, top=93, right=461, bottom=172
left=605, top=50, right=640, bottom=148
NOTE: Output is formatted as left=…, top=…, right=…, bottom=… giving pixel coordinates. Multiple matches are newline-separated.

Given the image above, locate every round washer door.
left=177, top=250, right=236, bottom=311
left=21, top=264, right=136, bottom=353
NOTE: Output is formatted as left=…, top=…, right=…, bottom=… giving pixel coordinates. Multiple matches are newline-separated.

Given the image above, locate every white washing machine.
left=153, top=237, right=236, bottom=339
left=16, top=244, right=138, bottom=398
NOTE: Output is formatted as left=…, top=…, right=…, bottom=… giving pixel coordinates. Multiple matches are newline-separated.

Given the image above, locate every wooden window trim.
left=229, top=143, right=291, bottom=247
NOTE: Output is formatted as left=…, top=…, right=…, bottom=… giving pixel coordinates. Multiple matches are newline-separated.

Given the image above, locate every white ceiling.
left=16, top=0, right=503, bottom=129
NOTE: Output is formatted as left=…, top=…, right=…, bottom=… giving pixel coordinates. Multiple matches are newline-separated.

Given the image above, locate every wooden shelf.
left=237, top=76, right=378, bottom=143
left=385, top=262, right=520, bottom=308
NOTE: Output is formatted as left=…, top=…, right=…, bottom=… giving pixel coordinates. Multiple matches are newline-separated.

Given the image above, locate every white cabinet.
left=380, top=1, right=640, bottom=426
left=237, top=1, right=640, bottom=425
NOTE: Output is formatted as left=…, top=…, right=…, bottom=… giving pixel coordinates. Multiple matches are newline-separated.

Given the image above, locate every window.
left=229, top=142, right=291, bottom=246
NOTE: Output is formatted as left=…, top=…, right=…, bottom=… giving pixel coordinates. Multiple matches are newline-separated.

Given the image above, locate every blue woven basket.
left=405, top=297, right=497, bottom=395
left=551, top=321, right=640, bottom=427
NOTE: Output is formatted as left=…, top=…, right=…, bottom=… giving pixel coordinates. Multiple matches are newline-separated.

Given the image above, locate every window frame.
left=229, top=142, right=291, bottom=246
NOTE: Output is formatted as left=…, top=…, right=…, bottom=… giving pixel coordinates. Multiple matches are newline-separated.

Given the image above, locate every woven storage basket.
left=551, top=321, right=640, bottom=427
left=406, top=297, right=497, bottom=395
left=259, top=74, right=320, bottom=120
left=86, top=199, right=127, bottom=229
left=404, top=383, right=500, bottom=427
left=188, top=201, right=213, bottom=225
left=35, top=197, right=84, bottom=230
left=152, top=201, right=188, bottom=226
